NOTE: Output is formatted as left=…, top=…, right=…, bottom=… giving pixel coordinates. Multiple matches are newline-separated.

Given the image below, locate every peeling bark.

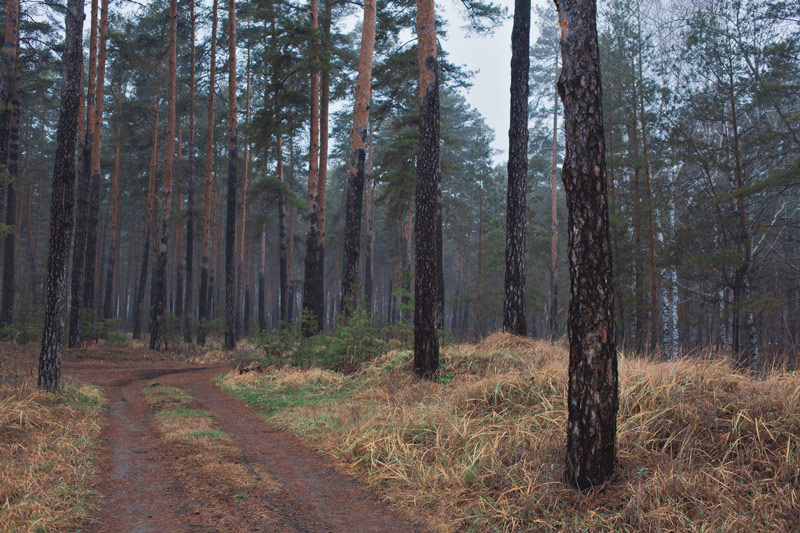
left=340, top=0, right=377, bottom=316
left=556, top=0, right=618, bottom=490
left=413, top=0, right=440, bottom=378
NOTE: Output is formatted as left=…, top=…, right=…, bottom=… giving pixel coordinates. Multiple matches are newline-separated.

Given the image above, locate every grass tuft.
left=0, top=363, right=105, bottom=532
left=220, top=332, right=800, bottom=532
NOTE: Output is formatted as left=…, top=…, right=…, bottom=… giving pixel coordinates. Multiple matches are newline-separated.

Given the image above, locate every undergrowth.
left=0, top=363, right=105, bottom=532
left=252, top=308, right=398, bottom=371
left=219, top=332, right=800, bottom=532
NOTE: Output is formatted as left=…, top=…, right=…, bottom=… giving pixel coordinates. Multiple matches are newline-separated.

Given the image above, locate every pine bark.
left=198, top=0, right=219, bottom=345
left=503, top=0, right=531, bottom=337
left=340, top=0, right=377, bottom=316
left=302, top=0, right=322, bottom=335
left=413, top=0, right=440, bottom=378
left=556, top=0, right=618, bottom=490
left=68, top=0, right=98, bottom=347
left=149, top=0, right=177, bottom=351
left=224, top=0, right=238, bottom=350
left=83, top=0, right=109, bottom=317
left=39, top=0, right=84, bottom=391
left=0, top=0, right=19, bottom=329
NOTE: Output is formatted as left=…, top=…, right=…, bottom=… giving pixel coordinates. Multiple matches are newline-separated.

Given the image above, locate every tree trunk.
left=102, top=116, right=122, bottom=319
left=340, top=0, right=377, bottom=316
left=301, top=0, right=322, bottom=335
left=364, top=120, right=375, bottom=319
left=258, top=219, right=266, bottom=331
left=413, top=0, right=440, bottom=378
left=0, top=0, right=19, bottom=226
left=198, top=0, right=219, bottom=345
left=0, top=0, right=19, bottom=330
left=83, top=0, right=109, bottom=318
left=556, top=0, right=618, bottom=490
left=549, top=50, right=559, bottom=339
left=183, top=0, right=196, bottom=343
left=238, top=29, right=251, bottom=338
left=39, top=0, right=84, bottom=390
left=68, top=0, right=98, bottom=347
left=503, top=0, right=530, bottom=337
left=316, top=0, right=332, bottom=326
left=287, top=136, right=296, bottom=324
left=223, top=0, right=237, bottom=350
left=278, top=137, right=289, bottom=326
left=132, top=61, right=163, bottom=340
left=149, top=0, right=177, bottom=351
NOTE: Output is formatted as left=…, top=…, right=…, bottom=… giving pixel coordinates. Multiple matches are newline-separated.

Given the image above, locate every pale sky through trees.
left=441, top=0, right=549, bottom=165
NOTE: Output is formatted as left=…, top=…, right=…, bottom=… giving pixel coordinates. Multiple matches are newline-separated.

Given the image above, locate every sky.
left=439, top=0, right=548, bottom=165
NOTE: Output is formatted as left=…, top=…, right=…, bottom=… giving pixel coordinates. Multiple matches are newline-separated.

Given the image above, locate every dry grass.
left=142, top=383, right=278, bottom=492
left=0, top=363, right=105, bottom=532
left=221, top=333, right=800, bottom=532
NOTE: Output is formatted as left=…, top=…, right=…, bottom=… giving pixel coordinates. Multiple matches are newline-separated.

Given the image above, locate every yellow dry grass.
left=0, top=365, right=105, bottom=532
left=222, top=333, right=800, bottom=532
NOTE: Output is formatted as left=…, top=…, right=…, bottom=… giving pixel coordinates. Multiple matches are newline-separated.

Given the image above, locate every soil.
left=45, top=345, right=429, bottom=533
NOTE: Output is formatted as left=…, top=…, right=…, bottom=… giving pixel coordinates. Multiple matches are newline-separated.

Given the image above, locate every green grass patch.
left=186, top=429, right=227, bottom=440
left=216, top=370, right=354, bottom=436
left=142, top=383, right=194, bottom=407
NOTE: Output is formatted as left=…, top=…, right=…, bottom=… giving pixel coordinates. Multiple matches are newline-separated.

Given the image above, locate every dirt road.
left=68, top=360, right=425, bottom=532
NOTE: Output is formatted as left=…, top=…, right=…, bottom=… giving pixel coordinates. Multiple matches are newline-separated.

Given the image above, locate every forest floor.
left=0, top=342, right=427, bottom=532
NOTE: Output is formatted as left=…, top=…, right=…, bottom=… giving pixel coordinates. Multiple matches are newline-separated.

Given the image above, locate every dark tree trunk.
left=549, top=51, right=560, bottom=339
left=224, top=0, right=238, bottom=350
left=339, top=0, right=376, bottom=316
left=243, top=286, right=251, bottom=337
left=149, top=0, right=178, bottom=351
left=132, top=225, right=151, bottom=339
left=39, top=0, right=84, bottom=391
left=102, top=117, right=122, bottom=319
left=278, top=138, right=289, bottom=327
left=413, top=0, right=440, bottom=379
left=0, top=0, right=19, bottom=226
left=198, top=0, right=219, bottom=346
left=133, top=61, right=163, bottom=340
left=302, top=0, right=322, bottom=335
left=503, top=0, right=530, bottom=337
left=183, top=0, right=196, bottom=344
left=68, top=0, right=99, bottom=347
left=83, top=0, right=109, bottom=321
left=556, top=0, right=618, bottom=490
left=0, top=13, right=19, bottom=330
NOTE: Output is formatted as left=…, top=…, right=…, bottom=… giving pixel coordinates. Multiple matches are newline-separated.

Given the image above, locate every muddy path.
left=68, top=361, right=426, bottom=533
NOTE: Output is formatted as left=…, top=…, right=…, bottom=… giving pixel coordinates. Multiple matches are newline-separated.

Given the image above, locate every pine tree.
left=340, top=0, right=377, bottom=316
left=413, top=0, right=440, bottom=378
left=224, top=0, right=238, bottom=350
left=502, top=0, right=530, bottom=336
left=149, top=0, right=178, bottom=350
left=38, top=0, right=84, bottom=390
left=556, top=0, right=618, bottom=490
